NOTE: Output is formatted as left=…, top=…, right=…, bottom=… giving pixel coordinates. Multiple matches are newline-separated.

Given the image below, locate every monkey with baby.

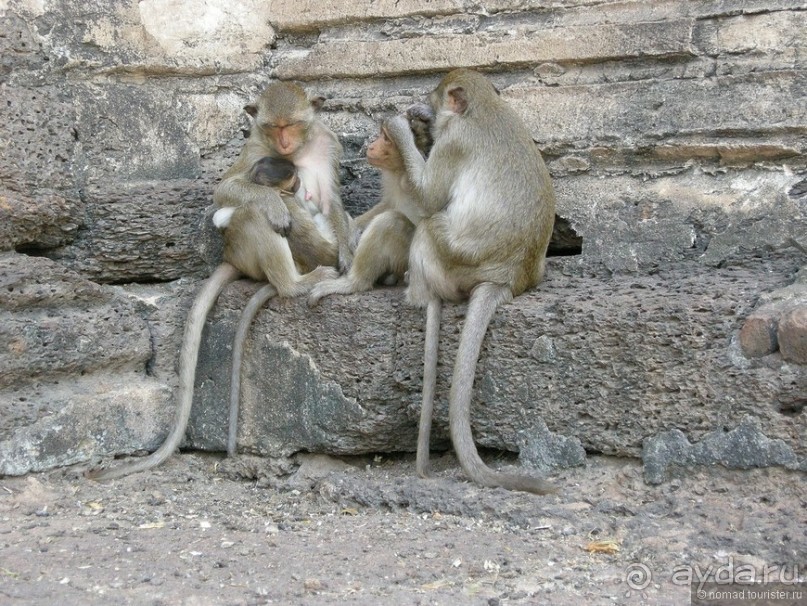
left=93, top=70, right=557, bottom=496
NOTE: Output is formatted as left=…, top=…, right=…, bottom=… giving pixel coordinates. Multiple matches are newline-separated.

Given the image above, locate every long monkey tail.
left=227, top=283, right=278, bottom=456
left=449, top=282, right=555, bottom=495
left=416, top=298, right=442, bottom=478
left=89, top=263, right=241, bottom=480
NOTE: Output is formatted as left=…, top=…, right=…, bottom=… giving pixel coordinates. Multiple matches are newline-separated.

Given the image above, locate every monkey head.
left=248, top=156, right=300, bottom=195
left=244, top=82, right=326, bottom=158
left=428, top=69, right=501, bottom=133
left=366, top=124, right=405, bottom=171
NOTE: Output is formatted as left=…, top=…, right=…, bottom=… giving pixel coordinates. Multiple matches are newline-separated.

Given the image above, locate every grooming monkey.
left=90, top=84, right=344, bottom=480
left=308, top=112, right=433, bottom=304
left=385, top=69, right=557, bottom=494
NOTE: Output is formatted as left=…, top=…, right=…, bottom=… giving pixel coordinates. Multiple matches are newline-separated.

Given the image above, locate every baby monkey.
left=308, top=110, right=433, bottom=305
left=248, top=156, right=300, bottom=195
left=91, top=156, right=337, bottom=479
left=227, top=155, right=333, bottom=456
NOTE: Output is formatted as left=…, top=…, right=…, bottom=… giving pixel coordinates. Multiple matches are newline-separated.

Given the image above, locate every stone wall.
left=1, top=0, right=805, bottom=479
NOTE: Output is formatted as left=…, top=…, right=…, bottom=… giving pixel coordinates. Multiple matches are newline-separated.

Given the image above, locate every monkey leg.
left=285, top=198, right=338, bottom=273
left=259, top=231, right=338, bottom=297
left=448, top=282, right=555, bottom=495
left=307, top=211, right=413, bottom=306
left=416, top=298, right=442, bottom=478
left=88, top=263, right=241, bottom=480
left=228, top=283, right=278, bottom=457
left=406, top=223, right=463, bottom=306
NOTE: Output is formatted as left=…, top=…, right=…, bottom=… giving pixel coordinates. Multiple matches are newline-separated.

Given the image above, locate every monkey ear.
left=310, top=96, right=327, bottom=111
left=244, top=104, right=258, bottom=118
left=447, top=86, right=468, bottom=115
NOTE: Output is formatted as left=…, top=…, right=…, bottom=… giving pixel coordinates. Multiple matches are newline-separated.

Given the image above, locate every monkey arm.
left=386, top=116, right=450, bottom=216
left=213, top=175, right=292, bottom=235
left=386, top=115, right=425, bottom=184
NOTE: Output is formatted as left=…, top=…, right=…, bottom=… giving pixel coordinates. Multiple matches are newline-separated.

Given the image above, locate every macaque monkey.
left=89, top=84, right=344, bottom=480
left=385, top=69, right=557, bottom=494
left=216, top=81, right=354, bottom=272
left=308, top=113, right=433, bottom=305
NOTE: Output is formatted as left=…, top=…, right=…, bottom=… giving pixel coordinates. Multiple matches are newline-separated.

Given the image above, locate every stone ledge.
left=505, top=71, right=807, bottom=148
left=275, top=21, right=694, bottom=79
left=2, top=256, right=804, bottom=477
left=0, top=376, right=172, bottom=476
left=186, top=257, right=806, bottom=467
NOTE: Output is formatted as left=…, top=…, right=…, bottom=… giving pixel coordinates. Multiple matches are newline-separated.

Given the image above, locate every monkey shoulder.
left=306, top=121, right=343, bottom=162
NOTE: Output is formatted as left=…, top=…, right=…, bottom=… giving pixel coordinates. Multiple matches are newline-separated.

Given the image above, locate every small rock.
left=303, top=578, right=325, bottom=592
left=534, top=62, right=565, bottom=79
left=530, top=335, right=557, bottom=363
left=778, top=306, right=807, bottom=364
left=739, top=313, right=778, bottom=358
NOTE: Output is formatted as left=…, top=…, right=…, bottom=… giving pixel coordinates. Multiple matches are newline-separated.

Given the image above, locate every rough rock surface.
left=1, top=1, right=805, bottom=484
left=1, top=452, right=805, bottom=604
left=175, top=255, right=807, bottom=467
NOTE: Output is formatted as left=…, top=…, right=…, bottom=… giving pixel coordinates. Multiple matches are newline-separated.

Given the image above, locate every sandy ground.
left=1, top=451, right=805, bottom=605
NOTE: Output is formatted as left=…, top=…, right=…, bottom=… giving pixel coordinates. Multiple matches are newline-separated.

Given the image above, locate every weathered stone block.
left=276, top=20, right=693, bottom=79
left=0, top=377, right=172, bottom=475
left=181, top=257, right=806, bottom=466
left=554, top=171, right=804, bottom=272
left=0, top=252, right=177, bottom=474
left=26, top=0, right=275, bottom=74
left=73, top=84, right=201, bottom=183
left=696, top=10, right=807, bottom=56
left=0, top=189, right=83, bottom=252
left=506, top=71, right=806, bottom=149
left=739, top=276, right=807, bottom=361
left=0, top=252, right=152, bottom=388
left=0, top=83, right=78, bottom=192
left=642, top=417, right=803, bottom=485
left=519, top=420, right=587, bottom=473
left=47, top=180, right=217, bottom=283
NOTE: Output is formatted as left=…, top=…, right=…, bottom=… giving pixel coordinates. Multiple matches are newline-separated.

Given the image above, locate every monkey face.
left=261, top=119, right=310, bottom=157
left=367, top=128, right=403, bottom=171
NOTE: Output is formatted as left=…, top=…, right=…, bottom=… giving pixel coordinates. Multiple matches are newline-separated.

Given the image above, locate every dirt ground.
left=1, top=451, right=804, bottom=605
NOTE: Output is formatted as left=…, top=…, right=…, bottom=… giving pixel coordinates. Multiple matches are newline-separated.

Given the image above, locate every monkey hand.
left=250, top=199, right=292, bottom=237
left=406, top=102, right=434, bottom=125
